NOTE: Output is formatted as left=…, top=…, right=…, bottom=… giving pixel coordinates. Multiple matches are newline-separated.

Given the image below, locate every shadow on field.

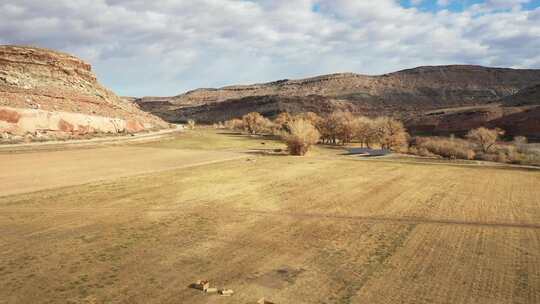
left=217, top=132, right=281, bottom=141
left=246, top=148, right=288, bottom=157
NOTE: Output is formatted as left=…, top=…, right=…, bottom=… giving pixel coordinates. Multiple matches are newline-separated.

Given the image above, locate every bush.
left=414, top=137, right=476, bottom=160
left=283, top=119, right=320, bottom=156
left=408, top=146, right=434, bottom=157
left=225, top=118, right=244, bottom=131
left=187, top=119, right=196, bottom=129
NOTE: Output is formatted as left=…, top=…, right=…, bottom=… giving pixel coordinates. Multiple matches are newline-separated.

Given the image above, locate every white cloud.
left=437, top=0, right=450, bottom=6
left=0, top=0, right=539, bottom=96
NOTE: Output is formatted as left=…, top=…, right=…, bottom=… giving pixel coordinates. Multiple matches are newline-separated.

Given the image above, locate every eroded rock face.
left=0, top=105, right=153, bottom=135
left=169, top=66, right=540, bottom=108
left=0, top=45, right=169, bottom=141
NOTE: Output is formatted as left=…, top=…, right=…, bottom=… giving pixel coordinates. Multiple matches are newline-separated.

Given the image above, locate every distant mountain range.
left=135, top=65, right=540, bottom=139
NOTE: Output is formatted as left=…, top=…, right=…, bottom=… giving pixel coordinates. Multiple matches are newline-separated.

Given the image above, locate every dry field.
left=1, top=129, right=539, bottom=304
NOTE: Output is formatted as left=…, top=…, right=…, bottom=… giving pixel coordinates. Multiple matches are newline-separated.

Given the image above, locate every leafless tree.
left=466, top=127, right=501, bottom=153
left=283, top=118, right=320, bottom=156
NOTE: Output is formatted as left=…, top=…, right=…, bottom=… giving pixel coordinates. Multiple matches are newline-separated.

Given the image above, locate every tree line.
left=216, top=111, right=540, bottom=165
left=223, top=111, right=409, bottom=155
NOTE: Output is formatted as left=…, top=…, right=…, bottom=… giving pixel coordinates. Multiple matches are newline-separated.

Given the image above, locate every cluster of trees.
left=223, top=111, right=409, bottom=156
left=282, top=111, right=409, bottom=151
left=219, top=111, right=539, bottom=164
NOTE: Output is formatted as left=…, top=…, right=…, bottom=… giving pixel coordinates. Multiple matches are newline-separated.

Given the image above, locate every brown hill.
left=140, top=65, right=540, bottom=122
left=166, top=95, right=357, bottom=123
left=137, top=65, right=540, bottom=138
left=0, top=45, right=170, bottom=142
left=169, top=65, right=540, bottom=107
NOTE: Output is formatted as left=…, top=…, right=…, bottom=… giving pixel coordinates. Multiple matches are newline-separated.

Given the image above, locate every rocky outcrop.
left=169, top=65, right=540, bottom=108
left=0, top=105, right=148, bottom=137
left=0, top=45, right=170, bottom=142
left=501, top=84, right=540, bottom=106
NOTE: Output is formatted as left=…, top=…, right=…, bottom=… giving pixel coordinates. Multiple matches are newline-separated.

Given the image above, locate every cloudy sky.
left=1, top=0, right=540, bottom=96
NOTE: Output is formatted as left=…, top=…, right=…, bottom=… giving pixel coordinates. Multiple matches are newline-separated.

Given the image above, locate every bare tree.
left=318, top=113, right=340, bottom=144
left=318, top=111, right=356, bottom=144
left=283, top=118, right=320, bottom=156
left=466, top=127, right=501, bottom=153
left=274, top=112, right=293, bottom=133
left=355, top=116, right=378, bottom=148
left=242, top=112, right=268, bottom=134
left=296, top=112, right=323, bottom=127
left=375, top=117, right=409, bottom=150
left=335, top=111, right=356, bottom=144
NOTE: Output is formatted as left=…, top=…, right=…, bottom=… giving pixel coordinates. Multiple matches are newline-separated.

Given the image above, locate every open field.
left=0, top=146, right=245, bottom=197
left=1, top=129, right=540, bottom=304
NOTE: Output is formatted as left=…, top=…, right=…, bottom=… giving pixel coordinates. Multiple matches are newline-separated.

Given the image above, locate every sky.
left=1, top=0, right=540, bottom=97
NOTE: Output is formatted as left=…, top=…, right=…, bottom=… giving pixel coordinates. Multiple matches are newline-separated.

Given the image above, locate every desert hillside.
left=0, top=45, right=170, bottom=141
left=137, top=65, right=540, bottom=121
left=407, top=83, right=540, bottom=139
left=169, top=65, right=540, bottom=107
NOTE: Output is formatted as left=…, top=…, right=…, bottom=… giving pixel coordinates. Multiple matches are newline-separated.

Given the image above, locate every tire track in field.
left=2, top=207, right=540, bottom=230
left=230, top=209, right=540, bottom=230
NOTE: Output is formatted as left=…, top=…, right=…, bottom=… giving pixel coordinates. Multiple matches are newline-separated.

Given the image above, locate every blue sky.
left=402, top=0, right=487, bottom=11
left=401, top=0, right=540, bottom=11
left=1, top=0, right=539, bottom=96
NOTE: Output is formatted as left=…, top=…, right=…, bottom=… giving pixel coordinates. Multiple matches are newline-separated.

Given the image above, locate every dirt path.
left=0, top=125, right=183, bottom=153
left=3, top=207, right=538, bottom=230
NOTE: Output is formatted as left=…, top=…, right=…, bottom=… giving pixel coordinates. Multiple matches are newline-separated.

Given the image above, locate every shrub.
left=224, top=118, right=244, bottom=130
left=187, top=119, right=196, bottom=130
left=283, top=118, right=320, bottom=156
left=408, top=146, right=434, bottom=157
left=513, top=136, right=528, bottom=146
left=414, top=137, right=476, bottom=160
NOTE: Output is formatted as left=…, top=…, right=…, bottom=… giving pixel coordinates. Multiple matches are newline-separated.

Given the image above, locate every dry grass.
left=1, top=129, right=539, bottom=304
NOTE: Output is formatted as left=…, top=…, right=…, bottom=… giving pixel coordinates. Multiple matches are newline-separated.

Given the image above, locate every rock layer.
left=0, top=45, right=169, bottom=142
left=169, top=65, right=540, bottom=108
